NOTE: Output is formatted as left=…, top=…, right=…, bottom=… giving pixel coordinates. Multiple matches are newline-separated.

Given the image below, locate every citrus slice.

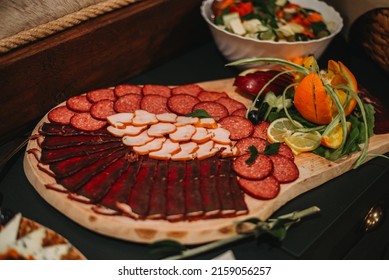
left=267, top=118, right=301, bottom=143
left=284, top=131, right=322, bottom=153
left=321, top=121, right=351, bottom=149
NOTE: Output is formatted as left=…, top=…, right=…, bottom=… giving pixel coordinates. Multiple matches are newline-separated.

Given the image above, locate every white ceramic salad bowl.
left=200, top=0, right=343, bottom=67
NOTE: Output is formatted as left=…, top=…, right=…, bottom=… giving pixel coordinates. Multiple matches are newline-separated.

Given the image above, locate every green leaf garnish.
left=245, top=145, right=259, bottom=164
left=263, top=142, right=280, bottom=155
left=185, top=109, right=213, bottom=118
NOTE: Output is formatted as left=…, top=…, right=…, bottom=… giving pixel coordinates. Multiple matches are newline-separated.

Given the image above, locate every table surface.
left=1, top=35, right=389, bottom=260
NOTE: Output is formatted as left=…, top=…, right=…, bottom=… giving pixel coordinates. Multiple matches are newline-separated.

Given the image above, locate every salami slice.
left=235, top=137, right=267, bottom=155
left=140, top=94, right=170, bottom=114
left=167, top=94, right=200, bottom=115
left=277, top=143, right=295, bottom=160
left=252, top=121, right=270, bottom=140
left=90, top=100, right=116, bottom=120
left=269, top=154, right=299, bottom=183
left=66, top=95, right=92, bottom=112
left=198, top=91, right=228, bottom=102
left=218, top=116, right=254, bottom=140
left=47, top=105, right=76, bottom=125
left=192, top=101, right=228, bottom=120
left=238, top=176, right=280, bottom=200
left=216, top=97, right=246, bottom=115
left=143, top=84, right=171, bottom=97
left=114, top=84, right=142, bottom=97
left=70, top=112, right=107, bottom=131
left=233, top=153, right=273, bottom=180
left=86, top=88, right=116, bottom=103
left=172, top=84, right=203, bottom=97
left=231, top=108, right=247, bottom=117
left=114, top=93, right=142, bottom=113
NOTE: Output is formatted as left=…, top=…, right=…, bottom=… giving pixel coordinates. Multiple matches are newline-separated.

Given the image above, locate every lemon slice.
left=267, top=118, right=302, bottom=143
left=284, top=131, right=322, bottom=153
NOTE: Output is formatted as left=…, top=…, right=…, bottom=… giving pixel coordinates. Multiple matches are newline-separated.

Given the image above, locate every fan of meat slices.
left=27, top=83, right=299, bottom=223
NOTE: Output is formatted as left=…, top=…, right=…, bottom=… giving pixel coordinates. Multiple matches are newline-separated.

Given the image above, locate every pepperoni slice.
left=235, top=137, right=267, bottom=155
left=86, top=88, right=116, bottom=103
left=90, top=100, right=116, bottom=120
left=198, top=91, right=228, bottom=102
left=143, top=84, right=171, bottom=97
left=114, top=84, right=142, bottom=97
left=140, top=94, right=170, bottom=114
left=167, top=94, right=200, bottom=115
left=233, top=153, right=273, bottom=180
left=172, top=84, right=203, bottom=97
left=219, top=116, right=254, bottom=140
left=252, top=121, right=270, bottom=140
left=66, top=95, right=92, bottom=112
left=48, top=105, right=76, bottom=125
left=70, top=112, right=107, bottom=131
left=238, top=176, right=280, bottom=200
left=269, top=154, right=299, bottom=183
left=193, top=101, right=228, bottom=120
left=277, top=143, right=295, bottom=161
left=114, top=93, right=142, bottom=113
left=231, top=108, right=247, bottom=117
left=216, top=97, right=246, bottom=115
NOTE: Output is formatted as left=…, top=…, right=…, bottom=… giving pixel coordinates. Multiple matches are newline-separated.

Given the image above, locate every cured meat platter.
left=23, top=78, right=389, bottom=245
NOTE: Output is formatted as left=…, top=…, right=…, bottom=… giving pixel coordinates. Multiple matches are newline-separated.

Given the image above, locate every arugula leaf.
left=246, top=145, right=259, bottom=164
left=263, top=142, right=280, bottom=155
left=186, top=109, right=213, bottom=118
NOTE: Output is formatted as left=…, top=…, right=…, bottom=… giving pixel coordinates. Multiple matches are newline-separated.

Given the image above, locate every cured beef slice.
left=147, top=160, right=168, bottom=219
left=77, top=156, right=130, bottom=202
left=41, top=134, right=120, bottom=149
left=40, top=141, right=122, bottom=163
left=57, top=148, right=127, bottom=192
left=199, top=157, right=221, bottom=217
left=99, top=160, right=139, bottom=211
left=216, top=159, right=237, bottom=215
left=184, top=159, right=204, bottom=219
left=166, top=161, right=187, bottom=221
left=39, top=122, right=111, bottom=137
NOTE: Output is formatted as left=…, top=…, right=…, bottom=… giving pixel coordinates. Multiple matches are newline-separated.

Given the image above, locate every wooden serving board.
left=23, top=78, right=389, bottom=245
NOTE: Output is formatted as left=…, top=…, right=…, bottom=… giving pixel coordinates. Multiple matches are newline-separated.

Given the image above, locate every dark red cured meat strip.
left=113, top=93, right=142, bottom=113
left=90, top=100, right=116, bottom=120
left=140, top=94, right=170, bottom=114
left=40, top=141, right=121, bottom=163
left=57, top=147, right=127, bottom=192
left=184, top=159, right=203, bottom=219
left=231, top=108, right=247, bottom=117
left=127, top=157, right=157, bottom=219
left=228, top=171, right=248, bottom=215
left=199, top=157, right=221, bottom=217
left=277, top=143, right=295, bottom=161
left=66, top=95, right=92, bottom=112
left=216, top=159, right=237, bottom=215
left=252, top=121, right=270, bottom=140
left=77, top=156, right=130, bottom=203
left=219, top=116, right=254, bottom=140
left=238, top=176, right=280, bottom=200
left=235, top=137, right=267, bottom=155
left=216, top=97, right=246, bottom=115
left=233, top=153, right=273, bottom=180
left=99, top=160, right=139, bottom=211
left=166, top=161, right=186, bottom=221
left=143, top=84, right=171, bottom=98
left=41, top=134, right=120, bottom=150
left=197, top=91, right=228, bottom=102
left=269, top=154, right=299, bottom=183
left=39, top=123, right=111, bottom=137
left=147, top=160, right=168, bottom=219
left=86, top=88, right=116, bottom=103
left=47, top=106, right=76, bottom=125
left=167, top=94, right=200, bottom=115
left=172, top=84, right=203, bottom=97
left=114, top=84, right=142, bottom=97
left=70, top=112, right=107, bottom=132
left=192, top=101, right=229, bottom=120
left=48, top=146, right=124, bottom=177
